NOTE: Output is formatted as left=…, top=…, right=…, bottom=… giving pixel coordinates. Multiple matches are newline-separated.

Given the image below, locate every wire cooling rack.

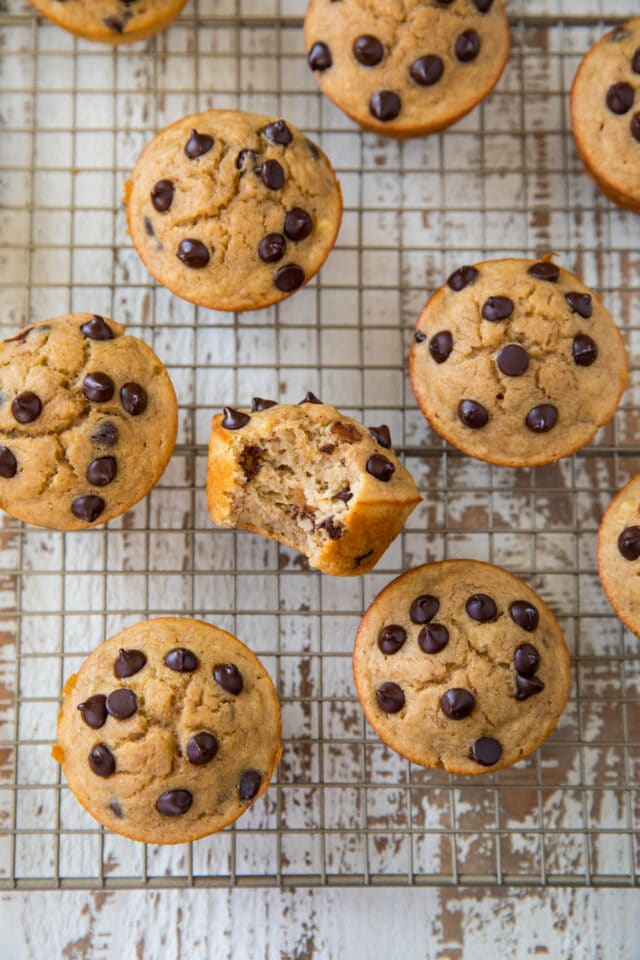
left=0, top=0, right=639, bottom=889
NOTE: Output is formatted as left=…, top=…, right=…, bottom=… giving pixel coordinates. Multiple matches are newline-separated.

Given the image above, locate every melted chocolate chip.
left=300, top=392, right=322, bottom=404
left=606, top=82, right=634, bottom=115
left=109, top=801, right=123, bottom=819
left=81, top=316, right=113, bottom=340
left=156, top=789, right=193, bottom=816
left=258, top=233, right=286, bottom=263
left=177, top=239, right=210, bottom=268
left=470, top=737, right=502, bottom=766
left=251, top=397, right=277, bottom=412
left=466, top=593, right=497, bottom=622
left=12, top=391, right=41, bottom=423
left=71, top=495, right=105, bottom=523
left=91, top=421, right=118, bottom=446
left=144, top=217, right=154, bottom=237
left=497, top=344, right=529, bottom=376
left=509, top=601, right=539, bottom=633
left=455, top=30, right=481, bottom=62
left=106, top=688, right=137, bottom=720
left=319, top=516, right=343, bottom=540
left=482, top=296, right=514, bottom=321
left=77, top=694, right=107, bottom=729
left=458, top=399, right=489, bottom=429
left=222, top=407, right=250, bottom=429
left=185, top=129, right=214, bottom=159
left=256, top=160, right=285, bottom=190
left=239, top=769, right=262, bottom=802
left=214, top=663, right=243, bottom=695
left=187, top=732, right=219, bottom=765
left=448, top=265, right=478, bottom=291
left=525, top=404, right=558, bottom=433
left=377, top=624, right=406, bottom=655
left=82, top=373, right=114, bottom=403
left=284, top=208, right=313, bottom=242
left=120, top=382, right=147, bottom=416
left=418, top=623, right=449, bottom=654
left=274, top=264, right=305, bottom=292
left=572, top=334, right=598, bottom=367
left=264, top=120, right=292, bottom=145
left=353, top=35, right=384, bottom=66
left=414, top=331, right=427, bottom=343
left=473, top=0, right=494, bottom=10
left=429, top=331, right=453, bottom=363
left=236, top=149, right=257, bottom=170
left=375, top=681, right=405, bottom=713
left=354, top=549, right=374, bottom=568
left=410, top=594, right=439, bottom=624
left=633, top=48, right=640, bottom=73
left=366, top=453, right=395, bottom=482
left=529, top=261, right=559, bottom=281
left=369, top=425, right=391, bottom=449
left=409, top=54, right=444, bottom=86
left=333, top=487, right=352, bottom=502
left=441, top=688, right=475, bottom=720
left=164, top=648, right=198, bottom=672
left=0, top=447, right=17, bottom=478
left=370, top=91, right=401, bottom=121
left=114, top=648, right=147, bottom=679
left=306, top=138, right=321, bottom=159
left=618, top=526, right=640, bottom=561
left=331, top=421, right=362, bottom=444
left=515, top=674, right=545, bottom=700
left=88, top=743, right=115, bottom=778
left=631, top=113, right=640, bottom=142
left=103, top=16, right=125, bottom=32
left=513, top=642, right=540, bottom=676
left=87, top=456, right=117, bottom=486
left=565, top=292, right=592, bottom=318
left=239, top=444, right=264, bottom=480
left=308, top=42, right=332, bottom=71
left=150, top=179, right=174, bottom=212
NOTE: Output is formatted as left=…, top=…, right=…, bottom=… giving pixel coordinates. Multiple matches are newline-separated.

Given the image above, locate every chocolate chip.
left=513, top=642, right=540, bottom=676
left=458, top=399, right=489, bottom=429
left=631, top=113, right=640, bottom=143
left=156, top=789, right=193, bottom=816
left=473, top=0, right=494, bottom=10
left=354, top=549, right=374, bottom=568
left=509, top=601, right=539, bottom=633
left=239, top=769, right=263, bottom=802
left=376, top=681, right=405, bottom=714
left=82, top=373, right=114, bottom=403
left=470, top=737, right=502, bottom=766
left=222, top=407, right=250, bottom=429
left=308, top=42, right=332, bottom=71
left=410, top=594, right=439, bottom=624
left=320, top=443, right=335, bottom=454
left=369, top=425, right=391, bottom=449
left=366, top=453, right=395, bottom=482
left=306, top=138, right=321, bottom=159
left=529, top=261, right=559, bottom=281
left=284, top=208, right=313, bottom=242
left=414, top=331, right=427, bottom=343
left=353, top=35, right=384, bottom=66
left=114, top=648, right=147, bottom=679
left=109, top=801, right=123, bottom=819
left=572, top=334, right=598, bottom=367
left=120, top=382, right=147, bottom=416
left=466, top=593, right=497, bottom=622
left=447, top=265, right=478, bottom=291
left=369, top=91, right=401, bottom=121
left=418, top=623, right=449, bottom=654
left=91, top=421, right=118, bottom=446
left=150, top=179, right=174, bottom=212
left=177, top=239, right=210, bottom=268
left=526, top=404, right=558, bottom=433
left=482, top=296, right=514, bottom=321
left=164, top=648, right=198, bottom=672
left=187, top=732, right=219, bottom=765
left=106, top=688, right=137, bottom=720
left=214, top=663, right=243, bottom=695
left=409, top=54, right=444, bottom=86
left=236, top=149, right=257, bottom=170
left=87, top=456, right=117, bottom=486
left=11, top=391, right=41, bottom=423
left=515, top=674, right=545, bottom=700
left=319, top=516, right=343, bottom=540
left=144, top=217, right=154, bottom=237
left=300, top=392, right=322, bottom=404
left=251, top=397, right=277, bottom=412
left=565, top=292, right=592, bottom=318
left=455, top=30, right=481, bottom=62
left=606, top=82, right=634, bottom=115
left=88, top=743, right=116, bottom=778
left=441, top=688, right=475, bottom=720
left=239, top=444, right=264, bottom=480
left=103, top=16, right=124, bottom=32
left=71, top=495, right=105, bottom=523
left=618, top=526, right=640, bottom=561
left=0, top=447, right=17, bottom=478
left=263, top=120, right=292, bottom=145
left=377, top=624, right=406, bottom=655
left=497, top=344, right=529, bottom=377
left=256, top=159, right=285, bottom=190
left=185, top=129, right=214, bottom=159
left=429, top=331, right=453, bottom=363
left=274, top=264, right=305, bottom=292
left=331, top=421, right=362, bottom=444
left=258, top=233, right=286, bottom=263
left=81, top=316, right=113, bottom=340
left=333, top=487, right=352, bottom=502
left=77, top=694, right=107, bottom=729
left=633, top=48, right=640, bottom=73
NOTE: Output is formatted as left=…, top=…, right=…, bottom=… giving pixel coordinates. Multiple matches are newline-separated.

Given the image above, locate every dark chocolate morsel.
left=300, top=391, right=322, bottom=404
left=458, top=399, right=489, bottom=429
left=91, top=421, right=118, bottom=446
left=0, top=447, right=17, bottom=478
left=81, top=316, right=113, bottom=340
left=109, top=801, right=123, bottom=819
left=258, top=233, right=286, bottom=263
left=466, top=593, right=497, bottom=622
left=473, top=0, right=494, bottom=10
left=114, top=648, right=147, bottom=679
left=214, top=663, right=243, bottom=695
left=103, top=16, right=124, bottom=32
left=369, top=90, right=401, bottom=121
left=606, top=82, right=634, bottom=115
left=71, top=495, right=105, bottom=523
left=369, top=424, right=391, bottom=448
left=308, top=42, right=332, bottom=71
left=414, top=331, right=427, bottom=343
left=482, top=296, right=514, bottom=321
left=106, top=687, right=138, bottom=720
left=497, top=344, right=529, bottom=377
left=239, top=444, right=264, bottom=480
left=353, top=35, right=384, bottom=66
left=239, top=769, right=263, bottom=802
left=375, top=681, right=405, bottom=713
left=150, top=179, right=174, bottom=212
left=306, top=138, right=321, bottom=159
left=410, top=594, right=439, bottom=624
left=88, top=743, right=116, bottom=778
left=222, top=406, right=250, bottom=429
left=82, top=373, right=114, bottom=403
left=354, top=549, right=374, bottom=568
left=284, top=208, right=313, bottom=242
left=87, top=456, right=117, bottom=486
left=441, top=688, right=476, bottom=720
left=418, top=623, right=449, bottom=654
left=409, top=54, right=444, bottom=86
left=264, top=120, right=292, bottom=145
left=470, top=737, right=502, bottom=766
left=510, top=601, right=539, bottom=632
left=319, top=516, right=343, bottom=540
left=455, top=30, right=481, bottom=62
left=447, top=265, right=478, bottom=291
left=156, top=789, right=193, bottom=816
left=256, top=159, right=285, bottom=190
left=187, top=732, right=219, bottom=765
left=513, top=642, right=540, bottom=676
left=177, top=239, right=210, bottom=268
left=572, top=334, right=598, bottom=367
left=525, top=404, right=558, bottom=433
left=377, top=624, right=406, bottom=655
left=77, top=694, right=107, bottom=729
left=144, top=217, right=154, bottom=237
left=565, top=292, right=592, bottom=318
left=429, top=331, right=453, bottom=363
left=633, top=48, right=640, bottom=73
left=515, top=674, right=545, bottom=700
left=366, top=453, right=395, bottom=482
left=236, top=149, right=257, bottom=170
left=120, top=382, right=147, bottom=416
left=164, top=647, right=198, bottom=672
left=631, top=112, right=640, bottom=143
left=251, top=397, right=277, bottom=412
left=618, top=525, right=640, bottom=561
left=528, top=261, right=559, bottom=281
left=333, top=487, right=352, bottom=502
left=274, top=264, right=305, bottom=292
left=184, top=129, right=214, bottom=158
left=11, top=391, right=41, bottom=423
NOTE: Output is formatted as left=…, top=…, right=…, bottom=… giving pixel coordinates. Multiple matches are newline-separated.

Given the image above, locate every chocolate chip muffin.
left=409, top=257, right=628, bottom=467
left=125, top=110, right=343, bottom=312
left=0, top=314, right=177, bottom=530
left=206, top=395, right=421, bottom=576
left=27, top=0, right=187, bottom=44
left=571, top=18, right=640, bottom=213
left=353, top=560, right=570, bottom=774
left=598, top=474, right=640, bottom=637
left=53, top=618, right=282, bottom=844
left=304, top=0, right=510, bottom=138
